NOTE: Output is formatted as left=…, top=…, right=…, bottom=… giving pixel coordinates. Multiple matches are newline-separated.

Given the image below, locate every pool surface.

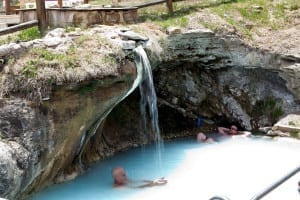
left=29, top=135, right=300, bottom=200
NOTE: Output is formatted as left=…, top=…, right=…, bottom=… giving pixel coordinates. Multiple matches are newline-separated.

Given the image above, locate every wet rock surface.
left=0, top=27, right=138, bottom=199
left=0, top=24, right=299, bottom=200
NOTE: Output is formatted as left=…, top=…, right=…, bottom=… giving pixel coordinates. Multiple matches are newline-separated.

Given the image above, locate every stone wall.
left=19, top=7, right=138, bottom=27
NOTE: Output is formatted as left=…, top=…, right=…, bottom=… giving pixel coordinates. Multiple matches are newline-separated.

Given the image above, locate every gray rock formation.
left=0, top=25, right=299, bottom=200
left=0, top=27, right=138, bottom=199
left=151, top=28, right=300, bottom=130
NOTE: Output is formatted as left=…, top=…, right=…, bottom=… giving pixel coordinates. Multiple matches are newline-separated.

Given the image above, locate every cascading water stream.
left=134, top=45, right=163, bottom=170
left=76, top=49, right=143, bottom=167
left=77, top=45, right=162, bottom=168
left=134, top=46, right=161, bottom=143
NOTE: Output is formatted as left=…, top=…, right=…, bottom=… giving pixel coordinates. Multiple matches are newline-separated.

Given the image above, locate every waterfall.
left=76, top=50, right=143, bottom=167
left=76, top=45, right=162, bottom=168
left=134, top=46, right=162, bottom=144
left=134, top=46, right=163, bottom=171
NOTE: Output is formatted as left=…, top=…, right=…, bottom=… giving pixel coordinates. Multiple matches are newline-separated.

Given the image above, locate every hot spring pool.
left=29, top=135, right=300, bottom=200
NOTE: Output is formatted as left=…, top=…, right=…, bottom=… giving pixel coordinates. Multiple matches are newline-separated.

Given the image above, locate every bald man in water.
left=112, top=167, right=128, bottom=187
left=112, top=167, right=167, bottom=188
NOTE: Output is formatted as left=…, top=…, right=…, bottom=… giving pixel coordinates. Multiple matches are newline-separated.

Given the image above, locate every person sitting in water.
left=196, top=132, right=215, bottom=143
left=112, top=167, right=128, bottom=187
left=218, top=125, right=239, bottom=135
left=112, top=167, right=168, bottom=188
left=217, top=125, right=251, bottom=136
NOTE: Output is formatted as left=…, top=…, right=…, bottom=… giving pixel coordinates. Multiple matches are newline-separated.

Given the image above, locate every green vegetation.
left=210, top=0, right=299, bottom=37
left=290, top=2, right=299, bottom=10
left=21, top=47, right=80, bottom=77
left=22, top=60, right=39, bottom=77
left=138, top=1, right=199, bottom=29
left=252, top=96, right=284, bottom=123
left=18, top=33, right=117, bottom=78
left=77, top=82, right=97, bottom=95
left=31, top=48, right=60, bottom=61
left=288, top=121, right=296, bottom=126
left=134, top=0, right=234, bottom=29
left=103, top=54, right=117, bottom=65
left=0, top=131, right=7, bottom=139
left=0, top=27, right=41, bottom=46
left=63, top=45, right=80, bottom=68
left=17, top=27, right=41, bottom=41
left=7, top=57, right=16, bottom=65
left=75, top=35, right=90, bottom=45
left=65, top=25, right=77, bottom=33
left=139, top=7, right=190, bottom=29
left=108, top=0, right=299, bottom=38
left=289, top=130, right=299, bottom=138
left=31, top=46, right=78, bottom=66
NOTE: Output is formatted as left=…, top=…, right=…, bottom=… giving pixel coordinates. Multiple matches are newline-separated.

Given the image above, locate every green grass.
left=252, top=96, right=284, bottom=124
left=0, top=131, right=7, bottom=139
left=210, top=0, right=299, bottom=36
left=103, top=55, right=117, bottom=65
left=65, top=25, right=77, bottom=33
left=17, top=27, right=41, bottom=41
left=19, top=33, right=116, bottom=78
left=31, top=48, right=58, bottom=61
left=75, top=35, right=90, bottom=45
left=135, top=0, right=299, bottom=38
left=289, top=130, right=299, bottom=138
left=22, top=60, right=39, bottom=78
left=290, top=2, right=299, bottom=10
left=138, top=2, right=199, bottom=29
left=21, top=46, right=81, bottom=77
left=0, top=27, right=41, bottom=46
left=158, top=15, right=189, bottom=29
left=137, top=0, right=239, bottom=23
left=288, top=121, right=296, bottom=126
left=211, top=0, right=294, bottom=25
left=59, top=45, right=80, bottom=68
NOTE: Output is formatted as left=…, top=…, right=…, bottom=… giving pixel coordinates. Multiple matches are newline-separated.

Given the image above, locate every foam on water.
left=30, top=136, right=300, bottom=200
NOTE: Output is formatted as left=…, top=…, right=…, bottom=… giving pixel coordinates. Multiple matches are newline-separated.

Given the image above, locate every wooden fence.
left=0, top=20, right=38, bottom=36
left=0, top=0, right=174, bottom=35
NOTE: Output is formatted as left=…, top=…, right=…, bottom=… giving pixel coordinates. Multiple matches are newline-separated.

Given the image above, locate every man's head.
left=229, top=125, right=238, bottom=135
left=112, top=167, right=127, bottom=186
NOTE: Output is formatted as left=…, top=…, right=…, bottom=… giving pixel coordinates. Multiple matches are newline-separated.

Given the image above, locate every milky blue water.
left=29, top=136, right=300, bottom=200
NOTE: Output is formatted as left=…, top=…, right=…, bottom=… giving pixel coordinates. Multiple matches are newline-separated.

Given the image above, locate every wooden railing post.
left=5, top=0, right=11, bottom=15
left=166, top=0, right=173, bottom=14
left=58, top=0, right=63, bottom=8
left=0, top=20, right=38, bottom=36
left=36, top=0, right=47, bottom=34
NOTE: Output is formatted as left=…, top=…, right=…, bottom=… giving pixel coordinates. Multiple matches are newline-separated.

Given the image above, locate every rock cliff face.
left=0, top=24, right=299, bottom=200
left=0, top=27, right=138, bottom=199
left=151, top=28, right=300, bottom=130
